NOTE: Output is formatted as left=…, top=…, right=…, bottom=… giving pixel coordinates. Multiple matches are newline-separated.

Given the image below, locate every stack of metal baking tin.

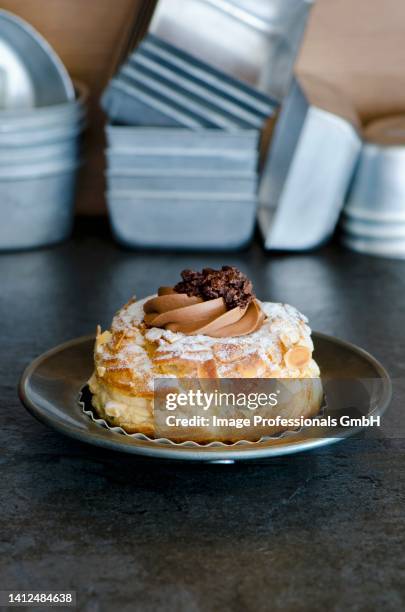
left=341, top=114, right=405, bottom=259
left=0, top=10, right=86, bottom=250
left=102, top=34, right=276, bottom=249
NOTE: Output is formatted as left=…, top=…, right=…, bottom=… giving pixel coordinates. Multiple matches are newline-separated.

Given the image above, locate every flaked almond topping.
left=284, top=346, right=312, bottom=369
left=97, top=366, right=106, bottom=377
left=280, top=329, right=300, bottom=348
left=114, top=331, right=125, bottom=351
left=96, top=330, right=112, bottom=346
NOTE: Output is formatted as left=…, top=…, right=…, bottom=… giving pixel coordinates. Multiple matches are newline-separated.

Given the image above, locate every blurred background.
left=2, top=0, right=405, bottom=255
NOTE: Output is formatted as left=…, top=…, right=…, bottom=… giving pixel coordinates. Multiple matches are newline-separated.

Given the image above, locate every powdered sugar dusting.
left=144, top=299, right=312, bottom=358
left=112, top=296, right=152, bottom=331
left=97, top=296, right=317, bottom=382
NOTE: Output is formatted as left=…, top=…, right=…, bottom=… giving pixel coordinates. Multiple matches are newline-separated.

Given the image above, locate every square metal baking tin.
left=106, top=193, right=257, bottom=250
left=140, top=34, right=276, bottom=117
left=258, top=75, right=362, bottom=251
left=148, top=0, right=313, bottom=101
left=105, top=125, right=260, bottom=151
left=106, top=172, right=257, bottom=195
left=106, top=149, right=258, bottom=173
left=128, top=38, right=275, bottom=128
left=102, top=77, right=217, bottom=129
left=120, top=63, right=265, bottom=130
left=103, top=58, right=272, bottom=132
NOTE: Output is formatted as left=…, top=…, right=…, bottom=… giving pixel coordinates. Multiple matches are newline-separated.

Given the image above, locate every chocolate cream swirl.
left=143, top=287, right=265, bottom=338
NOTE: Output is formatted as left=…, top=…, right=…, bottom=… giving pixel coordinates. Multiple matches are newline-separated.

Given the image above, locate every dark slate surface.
left=1, top=220, right=404, bottom=612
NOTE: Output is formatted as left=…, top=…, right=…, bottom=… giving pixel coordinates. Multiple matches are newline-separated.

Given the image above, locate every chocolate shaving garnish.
left=174, top=266, right=255, bottom=310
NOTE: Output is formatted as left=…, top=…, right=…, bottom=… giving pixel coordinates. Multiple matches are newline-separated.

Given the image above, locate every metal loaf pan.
left=140, top=34, right=276, bottom=116
left=106, top=149, right=258, bottom=173
left=106, top=125, right=260, bottom=150
left=258, top=75, right=362, bottom=251
left=107, top=194, right=257, bottom=250
left=148, top=0, right=313, bottom=101
left=127, top=42, right=273, bottom=128
left=119, top=63, right=260, bottom=130
left=102, top=77, right=217, bottom=128
left=106, top=172, right=257, bottom=195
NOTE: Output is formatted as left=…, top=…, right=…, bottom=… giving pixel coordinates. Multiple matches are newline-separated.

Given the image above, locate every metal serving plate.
left=19, top=333, right=391, bottom=463
left=148, top=0, right=313, bottom=101
left=141, top=34, right=276, bottom=116
left=106, top=125, right=259, bottom=150
left=106, top=194, right=257, bottom=249
left=0, top=9, right=74, bottom=109
left=258, top=75, right=362, bottom=251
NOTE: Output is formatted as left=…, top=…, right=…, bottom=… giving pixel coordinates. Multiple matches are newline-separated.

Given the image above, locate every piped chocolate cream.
left=143, top=266, right=265, bottom=338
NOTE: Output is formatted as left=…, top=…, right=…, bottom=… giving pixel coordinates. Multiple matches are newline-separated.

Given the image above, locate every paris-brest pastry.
left=89, top=267, right=322, bottom=442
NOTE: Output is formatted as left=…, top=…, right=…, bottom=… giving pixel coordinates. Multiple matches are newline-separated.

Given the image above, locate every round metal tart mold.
left=0, top=9, right=74, bottom=109
left=341, top=234, right=405, bottom=259
left=0, top=82, right=88, bottom=130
